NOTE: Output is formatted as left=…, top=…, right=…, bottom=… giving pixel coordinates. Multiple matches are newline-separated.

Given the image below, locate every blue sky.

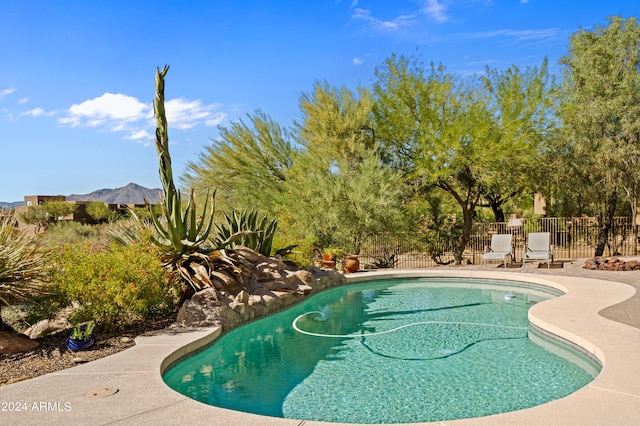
left=1, top=0, right=638, bottom=202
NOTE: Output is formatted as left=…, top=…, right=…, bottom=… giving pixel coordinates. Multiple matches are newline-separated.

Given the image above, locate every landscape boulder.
left=173, top=246, right=345, bottom=330
left=584, top=257, right=640, bottom=271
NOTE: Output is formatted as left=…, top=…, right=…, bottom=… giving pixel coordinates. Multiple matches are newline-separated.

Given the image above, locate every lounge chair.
left=522, top=232, right=553, bottom=269
left=482, top=234, right=513, bottom=268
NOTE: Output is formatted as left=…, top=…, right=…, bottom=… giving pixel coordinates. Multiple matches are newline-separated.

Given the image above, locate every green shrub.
left=271, top=235, right=315, bottom=267
left=41, top=221, right=102, bottom=246
left=50, top=240, right=179, bottom=330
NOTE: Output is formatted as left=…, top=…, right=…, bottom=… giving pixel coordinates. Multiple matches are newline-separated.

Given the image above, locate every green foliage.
left=50, top=241, right=178, bottom=330
left=296, top=81, right=375, bottom=164
left=420, top=194, right=463, bottom=265
left=70, top=320, right=95, bottom=341
left=127, top=205, right=162, bottom=222
left=479, top=59, right=557, bottom=221
left=183, top=110, right=296, bottom=214
left=40, top=221, right=103, bottom=246
left=86, top=201, right=119, bottom=223
left=42, top=200, right=77, bottom=222
left=270, top=235, right=316, bottom=267
left=19, top=205, right=49, bottom=231
left=106, top=216, right=154, bottom=246
left=287, top=82, right=406, bottom=253
left=214, top=210, right=278, bottom=256
left=554, top=16, right=640, bottom=255
left=0, top=214, right=51, bottom=309
left=372, top=53, right=553, bottom=262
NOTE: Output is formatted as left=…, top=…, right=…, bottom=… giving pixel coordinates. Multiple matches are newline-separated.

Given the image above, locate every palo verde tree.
left=479, top=59, right=557, bottom=222
left=374, top=53, right=551, bottom=263
left=290, top=81, right=405, bottom=253
left=182, top=110, right=296, bottom=214
left=373, top=55, right=490, bottom=264
left=554, top=16, right=640, bottom=256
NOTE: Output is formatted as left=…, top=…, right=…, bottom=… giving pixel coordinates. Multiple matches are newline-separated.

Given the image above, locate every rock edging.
left=172, top=246, right=345, bottom=331
left=584, top=257, right=640, bottom=271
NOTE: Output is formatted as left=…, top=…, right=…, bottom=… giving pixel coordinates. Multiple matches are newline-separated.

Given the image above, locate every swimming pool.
left=163, top=278, right=600, bottom=424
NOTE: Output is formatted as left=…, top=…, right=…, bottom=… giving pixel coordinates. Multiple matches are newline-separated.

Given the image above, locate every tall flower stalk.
left=148, top=65, right=218, bottom=289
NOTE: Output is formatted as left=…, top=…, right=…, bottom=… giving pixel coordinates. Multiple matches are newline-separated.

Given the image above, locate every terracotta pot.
left=322, top=253, right=333, bottom=262
left=343, top=255, right=360, bottom=273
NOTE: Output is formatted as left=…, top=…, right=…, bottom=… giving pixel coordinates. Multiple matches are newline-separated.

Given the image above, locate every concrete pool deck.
left=1, top=259, right=640, bottom=425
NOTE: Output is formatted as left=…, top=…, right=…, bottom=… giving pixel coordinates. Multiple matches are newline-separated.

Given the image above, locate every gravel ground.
left=0, top=314, right=176, bottom=386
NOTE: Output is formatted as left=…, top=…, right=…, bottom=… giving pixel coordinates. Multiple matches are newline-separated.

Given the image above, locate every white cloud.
left=353, top=8, right=416, bottom=31
left=422, top=0, right=448, bottom=22
left=424, top=27, right=559, bottom=44
left=126, top=129, right=153, bottom=141
left=467, top=28, right=558, bottom=40
left=20, top=107, right=58, bottom=117
left=59, top=93, right=150, bottom=128
left=205, top=111, right=227, bottom=127
left=18, top=97, right=29, bottom=104
left=353, top=57, right=364, bottom=65
left=0, top=88, right=16, bottom=99
left=21, top=108, right=45, bottom=117
left=57, top=92, right=227, bottom=143
left=165, top=98, right=222, bottom=130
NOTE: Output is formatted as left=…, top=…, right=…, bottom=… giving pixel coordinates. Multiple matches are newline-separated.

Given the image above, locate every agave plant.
left=150, top=65, right=216, bottom=261
left=148, top=65, right=246, bottom=292
left=0, top=215, right=50, bottom=329
left=214, top=210, right=278, bottom=256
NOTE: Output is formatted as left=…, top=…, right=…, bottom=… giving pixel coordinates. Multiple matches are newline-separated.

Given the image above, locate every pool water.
left=163, top=278, right=600, bottom=424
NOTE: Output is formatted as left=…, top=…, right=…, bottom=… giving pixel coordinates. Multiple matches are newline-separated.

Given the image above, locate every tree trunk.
left=594, top=192, right=617, bottom=257
left=632, top=194, right=638, bottom=256
left=491, top=204, right=505, bottom=223
left=454, top=206, right=474, bottom=265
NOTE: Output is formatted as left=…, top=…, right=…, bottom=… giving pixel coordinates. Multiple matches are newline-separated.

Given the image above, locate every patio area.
left=1, top=258, right=640, bottom=425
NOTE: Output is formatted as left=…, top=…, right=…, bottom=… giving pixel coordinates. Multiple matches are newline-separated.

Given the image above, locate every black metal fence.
left=359, top=217, right=639, bottom=269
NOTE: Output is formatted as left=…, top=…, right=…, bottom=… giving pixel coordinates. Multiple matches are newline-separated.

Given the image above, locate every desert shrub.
left=271, top=235, right=315, bottom=267
left=50, top=240, right=179, bottom=330
left=41, top=221, right=103, bottom=246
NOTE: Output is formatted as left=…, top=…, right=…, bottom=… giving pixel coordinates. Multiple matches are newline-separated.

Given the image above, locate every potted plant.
left=66, top=321, right=96, bottom=351
left=322, top=247, right=345, bottom=269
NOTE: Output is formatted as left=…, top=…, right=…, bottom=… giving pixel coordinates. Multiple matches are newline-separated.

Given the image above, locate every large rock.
left=584, top=257, right=640, bottom=271
left=174, top=249, right=345, bottom=331
left=0, top=331, right=39, bottom=354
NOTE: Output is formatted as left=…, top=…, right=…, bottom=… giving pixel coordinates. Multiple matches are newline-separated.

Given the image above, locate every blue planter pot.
left=66, top=334, right=96, bottom=351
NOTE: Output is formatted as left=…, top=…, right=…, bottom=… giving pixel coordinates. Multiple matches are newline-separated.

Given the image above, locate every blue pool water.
left=163, top=278, right=600, bottom=424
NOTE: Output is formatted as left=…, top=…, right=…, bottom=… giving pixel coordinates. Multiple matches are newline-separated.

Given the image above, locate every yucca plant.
left=214, top=210, right=278, bottom=256
left=0, top=215, right=50, bottom=329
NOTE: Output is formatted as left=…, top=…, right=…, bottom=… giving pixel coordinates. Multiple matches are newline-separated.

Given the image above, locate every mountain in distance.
left=0, top=201, right=22, bottom=209
left=67, top=183, right=162, bottom=205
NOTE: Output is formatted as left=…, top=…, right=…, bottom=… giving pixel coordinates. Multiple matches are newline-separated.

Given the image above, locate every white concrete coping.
left=1, top=269, right=639, bottom=425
